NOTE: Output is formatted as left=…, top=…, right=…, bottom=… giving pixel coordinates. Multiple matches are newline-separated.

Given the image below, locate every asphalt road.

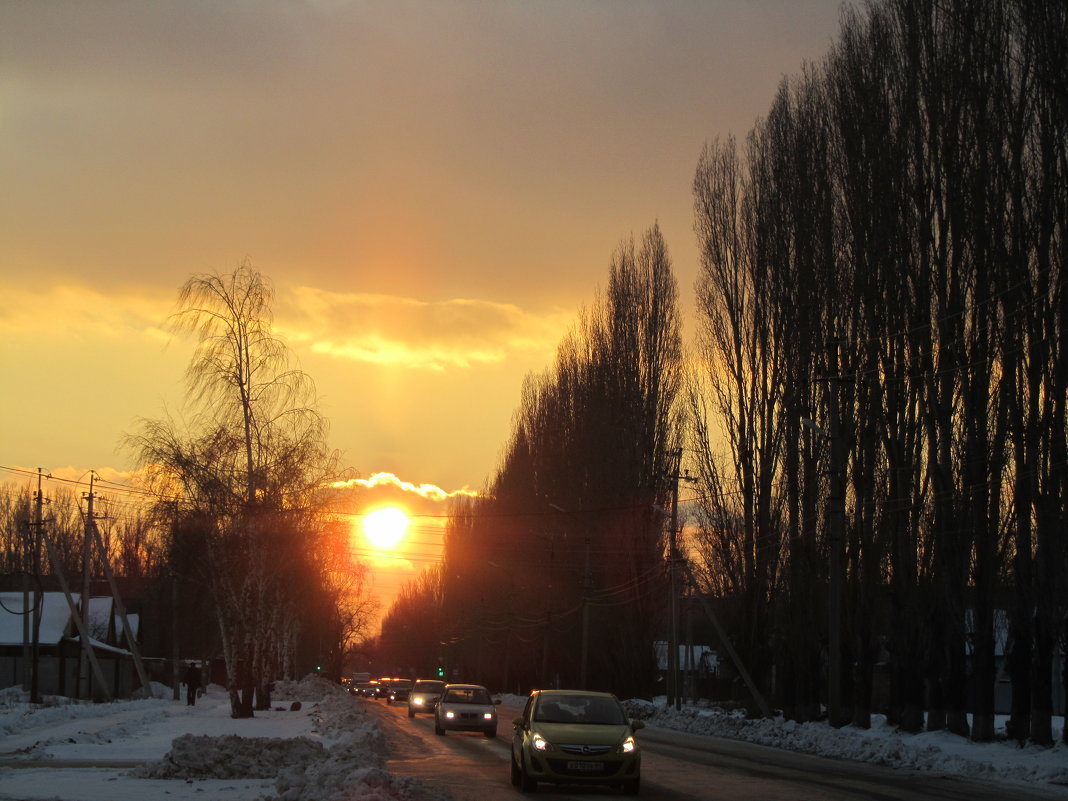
left=367, top=697, right=1067, bottom=801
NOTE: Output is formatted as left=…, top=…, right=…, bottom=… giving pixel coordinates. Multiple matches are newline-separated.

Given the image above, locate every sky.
left=1, top=0, right=847, bottom=611
left=0, top=677, right=1064, bottom=800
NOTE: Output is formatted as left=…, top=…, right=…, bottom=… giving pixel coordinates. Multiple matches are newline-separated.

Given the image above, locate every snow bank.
left=130, top=675, right=450, bottom=801
left=622, top=697, right=1068, bottom=786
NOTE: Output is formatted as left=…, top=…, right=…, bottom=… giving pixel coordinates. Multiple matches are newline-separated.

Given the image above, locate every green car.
left=511, top=689, right=643, bottom=794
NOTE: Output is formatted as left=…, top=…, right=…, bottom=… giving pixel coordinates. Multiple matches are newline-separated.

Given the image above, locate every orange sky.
left=1, top=0, right=845, bottom=614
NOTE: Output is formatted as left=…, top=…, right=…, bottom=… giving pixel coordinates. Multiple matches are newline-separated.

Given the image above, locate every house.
left=0, top=591, right=139, bottom=700
left=654, top=641, right=720, bottom=700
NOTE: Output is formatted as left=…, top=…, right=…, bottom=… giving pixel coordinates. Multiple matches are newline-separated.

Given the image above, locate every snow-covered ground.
left=0, top=677, right=448, bottom=801
left=0, top=679, right=1065, bottom=800
left=617, top=697, right=1068, bottom=788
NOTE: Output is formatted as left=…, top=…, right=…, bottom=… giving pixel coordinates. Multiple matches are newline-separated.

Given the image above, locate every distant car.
left=408, top=679, right=446, bottom=718
left=434, top=683, right=498, bottom=737
left=372, top=677, right=393, bottom=699
left=510, top=689, right=643, bottom=794
left=387, top=678, right=412, bottom=705
left=360, top=680, right=381, bottom=698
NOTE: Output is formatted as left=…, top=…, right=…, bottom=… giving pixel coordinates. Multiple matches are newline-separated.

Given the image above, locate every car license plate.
left=567, top=761, right=603, bottom=772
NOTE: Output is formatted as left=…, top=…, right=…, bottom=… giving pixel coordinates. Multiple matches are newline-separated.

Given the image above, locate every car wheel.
left=407, top=708, right=415, bottom=718
left=484, top=727, right=496, bottom=738
left=621, top=776, right=640, bottom=795
left=510, top=753, right=521, bottom=786
left=519, top=754, right=537, bottom=793
left=434, top=719, right=445, bottom=736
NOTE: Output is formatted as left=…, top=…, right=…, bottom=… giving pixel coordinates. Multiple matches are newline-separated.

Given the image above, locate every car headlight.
left=445, top=710, right=455, bottom=719
left=483, top=712, right=494, bottom=720
left=413, top=698, right=424, bottom=706
left=532, top=733, right=553, bottom=752
left=618, top=736, right=638, bottom=754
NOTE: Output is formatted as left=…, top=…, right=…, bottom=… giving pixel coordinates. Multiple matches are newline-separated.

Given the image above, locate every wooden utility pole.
left=667, top=449, right=681, bottom=710
left=90, top=520, right=151, bottom=696
left=825, top=339, right=847, bottom=728
left=42, top=524, right=111, bottom=701
left=29, top=469, right=45, bottom=702
left=665, top=448, right=696, bottom=711
left=78, top=473, right=96, bottom=699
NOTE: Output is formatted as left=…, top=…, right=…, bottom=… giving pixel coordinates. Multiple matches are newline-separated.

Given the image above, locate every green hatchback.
left=511, top=689, right=643, bottom=794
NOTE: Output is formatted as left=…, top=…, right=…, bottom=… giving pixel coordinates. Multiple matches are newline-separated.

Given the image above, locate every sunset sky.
left=2, top=0, right=845, bottom=611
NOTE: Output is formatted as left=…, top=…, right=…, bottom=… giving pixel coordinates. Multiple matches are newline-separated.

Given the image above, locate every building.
left=0, top=591, right=140, bottom=699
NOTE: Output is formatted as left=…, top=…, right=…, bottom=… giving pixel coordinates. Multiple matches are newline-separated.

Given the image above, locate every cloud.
left=0, top=280, right=172, bottom=340
left=331, top=471, right=478, bottom=502
left=278, top=286, right=568, bottom=371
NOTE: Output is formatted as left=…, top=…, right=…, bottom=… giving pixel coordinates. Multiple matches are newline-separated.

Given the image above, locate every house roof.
left=0, top=592, right=116, bottom=649
left=654, top=641, right=719, bottom=671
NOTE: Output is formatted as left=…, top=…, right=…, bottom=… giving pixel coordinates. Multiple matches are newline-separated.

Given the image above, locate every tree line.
left=379, top=0, right=1066, bottom=746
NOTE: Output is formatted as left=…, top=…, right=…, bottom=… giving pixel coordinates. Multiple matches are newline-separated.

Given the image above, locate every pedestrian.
left=183, top=661, right=202, bottom=706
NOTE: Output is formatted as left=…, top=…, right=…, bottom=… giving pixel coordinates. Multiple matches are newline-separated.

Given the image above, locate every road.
left=366, top=697, right=1066, bottom=801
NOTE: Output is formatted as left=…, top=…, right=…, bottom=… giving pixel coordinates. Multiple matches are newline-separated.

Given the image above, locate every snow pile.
left=130, top=675, right=449, bottom=801
left=133, top=733, right=325, bottom=779
left=272, top=675, right=352, bottom=703
left=622, top=697, right=1068, bottom=786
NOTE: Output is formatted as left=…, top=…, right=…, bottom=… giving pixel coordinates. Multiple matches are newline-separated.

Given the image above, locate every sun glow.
left=362, top=506, right=410, bottom=550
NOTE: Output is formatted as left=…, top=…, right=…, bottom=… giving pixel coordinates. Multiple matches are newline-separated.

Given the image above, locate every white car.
left=434, top=683, right=498, bottom=737
left=408, top=679, right=446, bottom=718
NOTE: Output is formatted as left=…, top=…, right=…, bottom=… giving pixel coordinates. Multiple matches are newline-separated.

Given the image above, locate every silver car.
left=408, top=679, right=446, bottom=718
left=434, top=683, right=498, bottom=737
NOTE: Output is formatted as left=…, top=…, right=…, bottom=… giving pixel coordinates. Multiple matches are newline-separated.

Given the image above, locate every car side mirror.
left=512, top=716, right=525, bottom=728
left=630, top=720, right=645, bottom=730
left=493, top=698, right=501, bottom=705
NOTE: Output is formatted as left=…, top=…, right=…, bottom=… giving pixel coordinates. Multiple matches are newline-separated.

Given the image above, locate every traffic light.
left=437, top=666, right=444, bottom=678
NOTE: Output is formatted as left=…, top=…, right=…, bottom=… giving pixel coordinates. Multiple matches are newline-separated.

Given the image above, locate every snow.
left=0, top=592, right=84, bottom=646
left=0, top=679, right=1065, bottom=800
left=0, top=677, right=449, bottom=801
left=618, top=696, right=1068, bottom=788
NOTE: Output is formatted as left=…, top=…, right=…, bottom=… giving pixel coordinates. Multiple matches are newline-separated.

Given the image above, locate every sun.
left=362, top=506, right=410, bottom=550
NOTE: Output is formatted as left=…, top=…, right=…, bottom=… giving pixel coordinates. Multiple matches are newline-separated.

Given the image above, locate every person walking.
left=183, top=661, right=202, bottom=706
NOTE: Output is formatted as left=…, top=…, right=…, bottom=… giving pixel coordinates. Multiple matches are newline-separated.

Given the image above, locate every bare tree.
left=128, top=261, right=347, bottom=717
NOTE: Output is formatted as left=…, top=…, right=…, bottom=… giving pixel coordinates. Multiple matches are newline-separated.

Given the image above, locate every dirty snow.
left=0, top=676, right=448, bottom=801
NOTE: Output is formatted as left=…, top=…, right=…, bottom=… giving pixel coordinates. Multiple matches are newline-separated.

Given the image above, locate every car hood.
left=531, top=722, right=631, bottom=746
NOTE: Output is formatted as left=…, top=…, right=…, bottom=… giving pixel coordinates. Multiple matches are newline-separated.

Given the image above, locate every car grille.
left=456, top=712, right=482, bottom=720
left=546, top=758, right=621, bottom=777
left=559, top=744, right=613, bottom=756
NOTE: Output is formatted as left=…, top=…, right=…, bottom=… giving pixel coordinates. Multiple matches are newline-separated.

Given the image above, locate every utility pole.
left=580, top=530, right=591, bottom=690
left=665, top=448, right=696, bottom=712
left=30, top=469, right=45, bottom=703
left=825, top=339, right=847, bottom=728
left=549, top=502, right=591, bottom=689
left=78, top=473, right=97, bottom=699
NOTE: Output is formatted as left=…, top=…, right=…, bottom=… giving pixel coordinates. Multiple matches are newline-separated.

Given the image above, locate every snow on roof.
left=117, top=613, right=140, bottom=646
left=654, top=641, right=719, bottom=671
left=0, top=593, right=111, bottom=649
left=87, top=596, right=113, bottom=640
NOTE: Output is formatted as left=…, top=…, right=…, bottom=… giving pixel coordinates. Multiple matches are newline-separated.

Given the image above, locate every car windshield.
left=534, top=695, right=626, bottom=725
left=414, top=682, right=444, bottom=693
left=444, top=687, right=491, bottom=704
left=393, top=680, right=411, bottom=688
